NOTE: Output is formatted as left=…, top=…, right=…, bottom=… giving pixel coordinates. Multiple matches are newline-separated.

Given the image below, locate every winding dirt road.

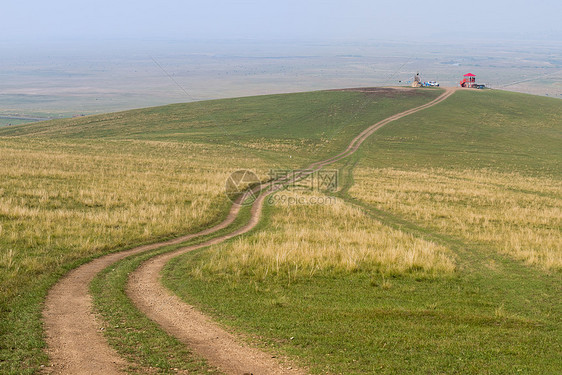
left=43, top=87, right=456, bottom=374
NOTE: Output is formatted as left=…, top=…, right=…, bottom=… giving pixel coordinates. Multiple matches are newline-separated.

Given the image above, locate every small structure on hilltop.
left=460, top=73, right=476, bottom=87
left=460, top=73, right=485, bottom=89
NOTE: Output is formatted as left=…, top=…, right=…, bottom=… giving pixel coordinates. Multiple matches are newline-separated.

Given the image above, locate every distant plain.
left=1, top=39, right=561, bottom=123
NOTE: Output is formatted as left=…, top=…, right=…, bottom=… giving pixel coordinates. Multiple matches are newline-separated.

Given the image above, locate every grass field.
left=350, top=89, right=561, bottom=271
left=0, top=120, right=29, bottom=127
left=0, top=88, right=440, bottom=373
left=185, top=189, right=456, bottom=283
left=164, top=90, right=561, bottom=374
left=351, top=168, right=561, bottom=270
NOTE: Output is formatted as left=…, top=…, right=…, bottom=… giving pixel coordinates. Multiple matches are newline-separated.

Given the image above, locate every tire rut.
left=43, top=87, right=456, bottom=374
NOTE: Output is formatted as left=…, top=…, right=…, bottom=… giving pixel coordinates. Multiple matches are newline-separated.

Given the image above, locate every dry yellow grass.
left=0, top=137, right=273, bottom=299
left=190, top=190, right=456, bottom=282
left=350, top=168, right=562, bottom=270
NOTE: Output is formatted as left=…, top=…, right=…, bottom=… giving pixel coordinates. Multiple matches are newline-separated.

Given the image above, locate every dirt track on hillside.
left=43, top=87, right=457, bottom=374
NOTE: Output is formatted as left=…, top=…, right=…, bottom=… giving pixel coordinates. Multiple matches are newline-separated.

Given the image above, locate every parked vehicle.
left=422, top=81, right=440, bottom=87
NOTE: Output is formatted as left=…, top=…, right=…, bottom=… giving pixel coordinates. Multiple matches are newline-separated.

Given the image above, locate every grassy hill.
left=0, top=90, right=440, bottom=163
left=164, top=90, right=561, bottom=374
left=360, top=89, right=562, bottom=176
left=0, top=88, right=559, bottom=374
left=0, top=88, right=440, bottom=373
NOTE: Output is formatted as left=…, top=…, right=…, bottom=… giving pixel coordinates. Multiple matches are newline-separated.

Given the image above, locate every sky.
left=2, top=0, right=561, bottom=43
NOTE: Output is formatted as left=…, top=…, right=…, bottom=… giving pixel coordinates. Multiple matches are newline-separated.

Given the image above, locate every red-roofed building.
left=460, top=73, right=477, bottom=88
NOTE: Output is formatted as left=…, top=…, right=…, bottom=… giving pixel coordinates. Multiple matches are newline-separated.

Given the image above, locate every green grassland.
left=164, top=90, right=561, bottom=374
left=2, top=89, right=439, bottom=164
left=0, top=118, right=50, bottom=127
left=358, top=90, right=562, bottom=175
left=0, top=120, right=29, bottom=127
left=0, top=88, right=439, bottom=373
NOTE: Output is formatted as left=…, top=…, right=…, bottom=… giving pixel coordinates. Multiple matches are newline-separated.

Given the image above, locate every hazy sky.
left=2, top=0, right=561, bottom=42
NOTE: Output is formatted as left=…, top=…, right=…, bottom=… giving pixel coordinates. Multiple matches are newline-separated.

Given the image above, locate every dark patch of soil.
left=333, top=87, right=426, bottom=97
